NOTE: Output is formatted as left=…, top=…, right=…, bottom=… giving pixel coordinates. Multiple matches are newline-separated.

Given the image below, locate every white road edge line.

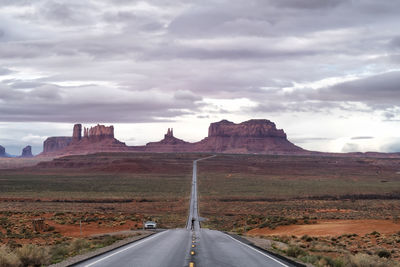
left=225, top=234, right=290, bottom=267
left=83, top=230, right=168, bottom=267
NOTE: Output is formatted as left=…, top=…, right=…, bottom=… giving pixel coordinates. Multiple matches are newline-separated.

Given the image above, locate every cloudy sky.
left=1, top=0, right=400, bottom=155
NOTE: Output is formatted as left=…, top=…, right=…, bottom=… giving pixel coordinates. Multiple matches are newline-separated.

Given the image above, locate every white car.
left=144, top=221, right=157, bottom=229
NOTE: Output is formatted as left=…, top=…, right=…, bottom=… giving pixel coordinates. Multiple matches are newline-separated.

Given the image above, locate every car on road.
left=144, top=221, right=157, bottom=229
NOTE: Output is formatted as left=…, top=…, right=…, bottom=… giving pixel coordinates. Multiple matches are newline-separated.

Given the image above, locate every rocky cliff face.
left=72, top=124, right=82, bottom=143
left=194, top=119, right=303, bottom=153
left=0, top=145, right=5, bottom=157
left=21, top=145, right=33, bottom=157
left=83, top=124, right=114, bottom=142
left=43, top=137, right=72, bottom=153
left=40, top=119, right=304, bottom=157
left=40, top=124, right=126, bottom=156
left=208, top=119, right=286, bottom=138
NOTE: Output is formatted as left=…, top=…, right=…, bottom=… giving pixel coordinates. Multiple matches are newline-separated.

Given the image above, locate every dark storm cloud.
left=306, top=72, right=400, bottom=106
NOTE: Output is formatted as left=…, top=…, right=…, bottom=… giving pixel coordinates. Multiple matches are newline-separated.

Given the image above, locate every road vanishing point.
left=74, top=155, right=296, bottom=267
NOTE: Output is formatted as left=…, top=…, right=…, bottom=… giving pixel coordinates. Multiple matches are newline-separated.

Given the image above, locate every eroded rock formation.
left=0, top=145, right=5, bottom=157
left=40, top=119, right=305, bottom=157
left=145, top=128, right=190, bottom=152
left=21, top=145, right=33, bottom=157
left=72, top=124, right=82, bottom=143
left=83, top=124, right=114, bottom=142
left=40, top=124, right=126, bottom=156
left=193, top=119, right=303, bottom=153
left=43, top=137, right=72, bottom=153
left=208, top=119, right=286, bottom=138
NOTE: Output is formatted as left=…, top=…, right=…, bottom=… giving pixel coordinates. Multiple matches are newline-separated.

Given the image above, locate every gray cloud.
left=0, top=0, right=400, bottom=152
left=342, top=143, right=361, bottom=153
left=0, top=67, right=12, bottom=75
left=306, top=72, right=400, bottom=106
left=381, top=141, right=400, bottom=153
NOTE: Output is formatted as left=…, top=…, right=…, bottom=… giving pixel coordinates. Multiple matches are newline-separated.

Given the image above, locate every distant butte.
left=21, top=145, right=33, bottom=158
left=39, top=119, right=304, bottom=157
left=0, top=145, right=6, bottom=157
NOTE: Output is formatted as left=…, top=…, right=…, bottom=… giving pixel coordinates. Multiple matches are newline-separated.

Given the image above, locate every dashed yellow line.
left=191, top=251, right=195, bottom=255
left=192, top=244, right=195, bottom=248
left=189, top=262, right=194, bottom=267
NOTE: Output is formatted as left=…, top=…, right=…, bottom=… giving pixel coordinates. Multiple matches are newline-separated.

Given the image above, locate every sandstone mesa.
left=40, top=119, right=303, bottom=157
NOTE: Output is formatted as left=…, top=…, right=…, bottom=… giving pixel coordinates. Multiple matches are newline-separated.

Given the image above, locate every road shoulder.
left=227, top=233, right=311, bottom=267
left=49, top=230, right=156, bottom=267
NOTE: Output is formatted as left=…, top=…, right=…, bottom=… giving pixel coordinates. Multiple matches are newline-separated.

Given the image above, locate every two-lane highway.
left=74, top=229, right=192, bottom=267
left=74, top=155, right=296, bottom=267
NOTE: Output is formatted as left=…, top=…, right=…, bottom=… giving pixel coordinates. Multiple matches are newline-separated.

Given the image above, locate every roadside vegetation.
left=197, top=154, right=400, bottom=265
left=0, top=234, right=139, bottom=266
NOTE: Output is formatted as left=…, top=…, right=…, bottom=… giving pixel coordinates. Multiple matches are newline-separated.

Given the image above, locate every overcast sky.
left=1, top=0, right=400, bottom=155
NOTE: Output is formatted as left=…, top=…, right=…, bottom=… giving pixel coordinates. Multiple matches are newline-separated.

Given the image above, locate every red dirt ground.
left=46, top=220, right=138, bottom=238
left=248, top=220, right=400, bottom=237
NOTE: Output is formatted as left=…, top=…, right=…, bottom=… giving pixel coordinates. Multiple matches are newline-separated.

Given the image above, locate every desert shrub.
left=49, top=244, right=70, bottom=264
left=46, top=226, right=55, bottom=232
left=286, top=245, right=306, bottom=258
left=370, top=231, right=380, bottom=236
left=69, top=239, right=90, bottom=253
left=17, top=244, right=50, bottom=267
left=0, top=246, right=21, bottom=267
left=343, top=253, right=400, bottom=267
left=376, top=249, right=391, bottom=258
left=301, top=234, right=313, bottom=242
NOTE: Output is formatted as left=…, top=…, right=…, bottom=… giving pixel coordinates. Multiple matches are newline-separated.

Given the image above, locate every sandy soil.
left=43, top=215, right=139, bottom=238
left=248, top=220, right=400, bottom=237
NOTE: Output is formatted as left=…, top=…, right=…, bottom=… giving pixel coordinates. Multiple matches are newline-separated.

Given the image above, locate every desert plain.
left=0, top=152, right=400, bottom=266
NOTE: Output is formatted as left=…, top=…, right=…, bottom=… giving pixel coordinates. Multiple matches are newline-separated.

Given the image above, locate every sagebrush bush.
left=286, top=245, right=306, bottom=258
left=69, top=239, right=90, bottom=253
left=17, top=244, right=50, bottom=267
left=376, top=249, right=391, bottom=258
left=49, top=244, right=70, bottom=264
left=0, top=246, right=21, bottom=267
left=343, top=253, right=400, bottom=267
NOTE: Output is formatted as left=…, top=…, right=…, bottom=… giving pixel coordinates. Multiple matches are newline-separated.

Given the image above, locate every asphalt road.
left=74, top=155, right=295, bottom=267
left=74, top=229, right=191, bottom=267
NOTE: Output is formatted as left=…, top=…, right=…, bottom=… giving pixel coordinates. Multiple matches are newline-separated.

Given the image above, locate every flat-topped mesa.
left=43, top=137, right=72, bottom=153
left=21, top=145, right=33, bottom=158
left=208, top=119, right=286, bottom=138
left=83, top=124, right=114, bottom=142
left=0, top=145, right=5, bottom=157
left=196, top=119, right=302, bottom=153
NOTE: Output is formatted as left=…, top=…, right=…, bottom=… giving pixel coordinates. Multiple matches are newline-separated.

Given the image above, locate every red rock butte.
left=40, top=119, right=304, bottom=157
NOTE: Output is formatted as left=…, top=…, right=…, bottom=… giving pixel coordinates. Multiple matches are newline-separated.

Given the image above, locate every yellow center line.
left=189, top=262, right=194, bottom=267
left=191, top=251, right=195, bottom=255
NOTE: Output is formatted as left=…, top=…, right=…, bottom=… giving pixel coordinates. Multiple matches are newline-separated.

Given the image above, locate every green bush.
left=376, top=249, right=391, bottom=258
